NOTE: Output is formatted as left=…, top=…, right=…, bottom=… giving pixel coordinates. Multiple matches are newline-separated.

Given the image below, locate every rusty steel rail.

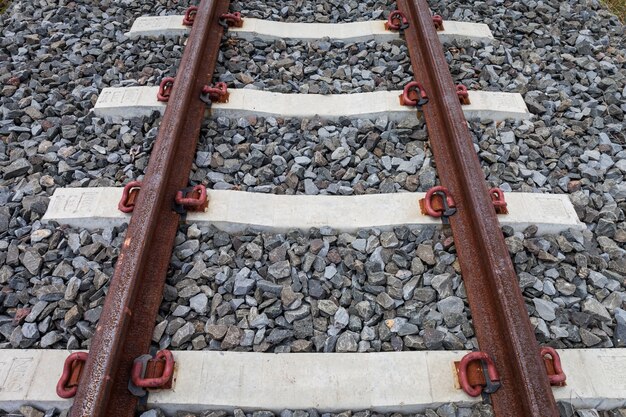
left=68, top=1, right=230, bottom=416
left=397, top=0, right=559, bottom=416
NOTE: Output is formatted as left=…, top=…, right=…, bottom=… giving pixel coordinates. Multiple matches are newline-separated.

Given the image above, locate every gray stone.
left=221, top=325, right=242, bottom=348
left=581, top=298, right=611, bottom=322
left=64, top=276, right=81, bottom=301
left=355, top=300, right=373, bottom=319
left=284, top=304, right=310, bottom=323
left=397, top=322, right=419, bottom=336
left=579, top=328, right=602, bottom=347
left=614, top=308, right=626, bottom=348
left=265, top=328, right=293, bottom=344
left=171, top=322, right=195, bottom=347
left=533, top=298, right=558, bottom=321
left=380, top=231, right=399, bottom=248
left=416, top=244, right=436, bottom=265
left=333, top=307, right=349, bottom=329
left=331, top=147, right=350, bottom=160
left=431, top=274, right=453, bottom=298
left=3, top=158, right=31, bottom=179
left=234, top=277, right=256, bottom=295
left=250, top=312, right=270, bottom=328
left=336, top=331, right=358, bottom=352
left=437, top=296, right=464, bottom=315
left=21, top=322, right=39, bottom=339
left=30, top=228, right=52, bottom=243
left=351, top=239, right=367, bottom=252
left=257, top=280, right=283, bottom=295
left=376, top=292, right=395, bottom=309
left=386, top=317, right=408, bottom=333
left=318, top=300, right=339, bottom=316
left=268, top=260, right=291, bottom=279
left=40, top=331, right=63, bottom=347
left=206, top=324, right=228, bottom=340
left=304, top=179, right=319, bottom=195
left=19, top=406, right=44, bottom=417
left=189, top=293, right=208, bottom=314
left=423, top=328, right=445, bottom=349
left=22, top=250, right=42, bottom=275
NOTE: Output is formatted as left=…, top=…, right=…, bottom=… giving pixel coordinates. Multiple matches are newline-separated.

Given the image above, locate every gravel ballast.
left=6, top=405, right=626, bottom=417
left=0, top=0, right=624, bottom=392
left=192, top=115, right=431, bottom=195
left=215, top=35, right=413, bottom=94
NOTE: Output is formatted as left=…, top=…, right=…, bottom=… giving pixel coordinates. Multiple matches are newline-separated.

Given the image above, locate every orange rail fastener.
left=57, top=352, right=88, bottom=398
left=456, top=84, right=471, bottom=105
left=541, top=347, right=567, bottom=386
left=157, top=77, right=175, bottom=102
left=219, top=12, right=244, bottom=28
left=458, top=351, right=501, bottom=397
left=385, top=10, right=409, bottom=31
left=131, top=350, right=175, bottom=389
left=118, top=181, right=142, bottom=213
left=182, top=6, right=198, bottom=26
left=400, top=81, right=429, bottom=108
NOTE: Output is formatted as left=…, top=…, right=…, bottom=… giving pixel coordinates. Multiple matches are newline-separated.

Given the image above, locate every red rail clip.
left=220, top=12, right=244, bottom=28
left=489, top=187, right=508, bottom=214
left=131, top=350, right=175, bottom=389
left=182, top=6, right=198, bottom=26
left=175, top=184, right=208, bottom=212
left=419, top=186, right=457, bottom=224
left=540, top=347, right=566, bottom=386
left=385, top=10, right=409, bottom=31
left=118, top=181, right=142, bottom=213
left=57, top=352, right=88, bottom=398
left=201, top=82, right=229, bottom=103
left=432, top=15, right=444, bottom=31
left=456, top=84, right=471, bottom=105
left=400, top=81, right=429, bottom=108
left=157, top=77, right=175, bottom=102
left=457, top=351, right=501, bottom=397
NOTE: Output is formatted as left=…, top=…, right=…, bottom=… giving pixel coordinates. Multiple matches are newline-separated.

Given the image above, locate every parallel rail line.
left=69, top=1, right=230, bottom=416
left=398, top=0, right=558, bottom=415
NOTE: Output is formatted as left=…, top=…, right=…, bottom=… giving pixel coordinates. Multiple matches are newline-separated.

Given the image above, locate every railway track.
left=1, top=0, right=625, bottom=417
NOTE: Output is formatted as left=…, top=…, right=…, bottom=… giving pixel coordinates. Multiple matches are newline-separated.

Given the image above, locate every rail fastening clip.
left=157, top=77, right=176, bottom=102
left=420, top=185, right=457, bottom=224
left=200, top=82, right=229, bottom=107
left=182, top=6, right=198, bottom=26
left=173, top=184, right=209, bottom=214
left=456, top=351, right=501, bottom=397
left=129, top=349, right=176, bottom=397
left=400, top=81, right=429, bottom=110
left=541, top=346, right=567, bottom=386
left=219, top=12, right=244, bottom=30
left=456, top=84, right=471, bottom=105
left=56, top=352, right=88, bottom=398
left=489, top=187, right=508, bottom=214
left=432, top=15, right=444, bottom=31
left=385, top=10, right=409, bottom=31
left=118, top=181, right=142, bottom=213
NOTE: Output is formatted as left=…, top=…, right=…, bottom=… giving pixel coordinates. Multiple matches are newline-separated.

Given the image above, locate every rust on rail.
left=397, top=0, right=559, bottom=416
left=68, top=1, right=230, bottom=416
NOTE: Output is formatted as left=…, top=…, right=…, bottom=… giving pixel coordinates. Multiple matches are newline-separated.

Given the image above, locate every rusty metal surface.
left=454, top=360, right=487, bottom=388
left=397, top=0, right=559, bottom=415
left=68, top=1, right=230, bottom=416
